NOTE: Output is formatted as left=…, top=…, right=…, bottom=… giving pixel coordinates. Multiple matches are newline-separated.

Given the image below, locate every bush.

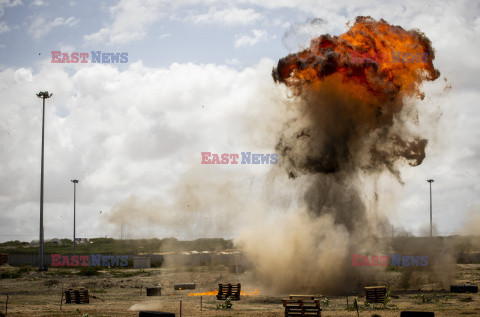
left=46, top=268, right=75, bottom=276
left=17, top=266, right=33, bottom=274
left=110, top=269, right=148, bottom=278
left=44, top=279, right=60, bottom=286
left=323, top=297, right=330, bottom=306
left=0, top=270, right=21, bottom=279
left=216, top=297, right=233, bottom=309
left=459, top=296, right=473, bottom=302
left=386, top=265, right=401, bottom=272
left=384, top=288, right=391, bottom=305
left=0, top=266, right=35, bottom=279
left=77, top=266, right=100, bottom=276
left=150, top=261, right=163, bottom=268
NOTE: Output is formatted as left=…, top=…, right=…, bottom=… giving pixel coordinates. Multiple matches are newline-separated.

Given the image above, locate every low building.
left=75, top=238, right=90, bottom=244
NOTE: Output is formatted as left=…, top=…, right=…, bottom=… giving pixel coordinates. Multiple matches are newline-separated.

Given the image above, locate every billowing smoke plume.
left=273, top=16, right=439, bottom=179
left=237, top=16, right=443, bottom=293
left=274, top=16, right=440, bottom=230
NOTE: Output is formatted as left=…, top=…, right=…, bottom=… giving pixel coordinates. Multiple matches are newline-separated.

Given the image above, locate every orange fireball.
left=273, top=16, right=440, bottom=177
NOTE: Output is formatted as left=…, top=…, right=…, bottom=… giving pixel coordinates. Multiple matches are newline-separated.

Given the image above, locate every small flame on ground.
left=187, top=289, right=261, bottom=296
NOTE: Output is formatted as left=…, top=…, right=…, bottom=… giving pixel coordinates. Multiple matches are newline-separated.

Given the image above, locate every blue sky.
left=0, top=0, right=314, bottom=69
left=0, top=0, right=479, bottom=243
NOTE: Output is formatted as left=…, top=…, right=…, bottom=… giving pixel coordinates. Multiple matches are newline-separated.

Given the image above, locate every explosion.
left=237, top=16, right=443, bottom=294
left=273, top=16, right=439, bottom=179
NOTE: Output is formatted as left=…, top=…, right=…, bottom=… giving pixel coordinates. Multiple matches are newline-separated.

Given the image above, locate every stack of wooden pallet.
left=64, top=287, right=89, bottom=304
left=216, top=283, right=241, bottom=300
left=282, top=295, right=321, bottom=317
left=365, top=286, right=387, bottom=306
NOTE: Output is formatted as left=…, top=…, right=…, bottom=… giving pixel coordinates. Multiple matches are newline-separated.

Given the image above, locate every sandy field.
left=1, top=264, right=480, bottom=316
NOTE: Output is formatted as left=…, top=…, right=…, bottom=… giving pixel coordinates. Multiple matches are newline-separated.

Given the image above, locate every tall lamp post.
left=427, top=179, right=434, bottom=237
left=71, top=180, right=79, bottom=254
left=37, top=91, right=52, bottom=271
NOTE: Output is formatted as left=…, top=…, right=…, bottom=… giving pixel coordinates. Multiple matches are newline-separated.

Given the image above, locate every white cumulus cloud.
left=28, top=16, right=79, bottom=39
left=185, top=7, right=263, bottom=26
left=0, top=20, right=9, bottom=34
left=31, top=0, right=46, bottom=6
left=83, top=0, right=162, bottom=45
left=0, top=0, right=21, bottom=18
left=234, top=29, right=268, bottom=47
left=0, top=58, right=287, bottom=240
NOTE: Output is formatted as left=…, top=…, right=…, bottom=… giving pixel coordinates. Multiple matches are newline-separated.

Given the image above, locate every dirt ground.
left=1, top=264, right=480, bottom=317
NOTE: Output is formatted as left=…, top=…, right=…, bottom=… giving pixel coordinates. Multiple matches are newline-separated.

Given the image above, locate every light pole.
left=427, top=179, right=434, bottom=237
left=37, top=91, right=52, bottom=271
left=71, top=179, right=79, bottom=254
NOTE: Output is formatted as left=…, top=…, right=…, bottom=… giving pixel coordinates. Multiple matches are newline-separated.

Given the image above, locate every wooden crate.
left=400, top=312, right=434, bottom=317
left=450, top=284, right=478, bottom=293
left=216, top=283, right=241, bottom=300
left=365, top=286, right=387, bottom=304
left=139, top=312, right=175, bottom=317
left=65, top=288, right=89, bottom=304
left=282, top=298, right=321, bottom=317
left=174, top=283, right=196, bottom=290
left=289, top=295, right=315, bottom=300
left=146, top=287, right=162, bottom=296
